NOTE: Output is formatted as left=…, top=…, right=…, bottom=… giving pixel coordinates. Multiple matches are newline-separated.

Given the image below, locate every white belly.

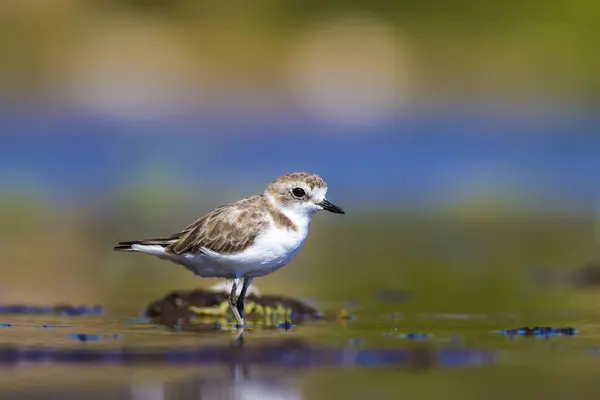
left=173, top=225, right=308, bottom=278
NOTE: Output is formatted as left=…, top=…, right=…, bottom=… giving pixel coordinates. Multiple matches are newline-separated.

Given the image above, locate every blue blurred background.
left=0, top=0, right=598, bottom=315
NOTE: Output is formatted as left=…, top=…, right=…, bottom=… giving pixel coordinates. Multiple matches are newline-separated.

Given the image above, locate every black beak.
left=319, top=199, right=345, bottom=214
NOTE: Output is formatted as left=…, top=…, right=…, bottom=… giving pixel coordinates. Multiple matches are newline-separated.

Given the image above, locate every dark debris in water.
left=0, top=304, right=105, bottom=316
left=398, top=333, right=433, bottom=340
left=39, top=324, right=70, bottom=329
left=498, top=327, right=578, bottom=337
left=67, top=334, right=101, bottom=342
left=67, top=333, right=123, bottom=342
left=277, top=321, right=295, bottom=331
left=0, top=323, right=71, bottom=329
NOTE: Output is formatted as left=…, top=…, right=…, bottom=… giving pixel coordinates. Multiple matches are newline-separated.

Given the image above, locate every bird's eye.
left=292, top=187, right=305, bottom=198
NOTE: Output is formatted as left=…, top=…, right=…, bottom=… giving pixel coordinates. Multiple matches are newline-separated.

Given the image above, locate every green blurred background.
left=0, top=0, right=599, bottom=318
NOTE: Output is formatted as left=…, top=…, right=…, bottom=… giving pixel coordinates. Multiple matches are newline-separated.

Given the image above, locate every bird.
left=113, top=172, right=345, bottom=334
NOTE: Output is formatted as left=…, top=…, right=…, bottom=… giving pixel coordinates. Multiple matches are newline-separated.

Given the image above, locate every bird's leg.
left=236, top=277, right=253, bottom=320
left=228, top=278, right=243, bottom=328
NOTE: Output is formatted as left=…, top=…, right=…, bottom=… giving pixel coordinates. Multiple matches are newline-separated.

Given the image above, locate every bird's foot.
left=233, top=317, right=245, bottom=330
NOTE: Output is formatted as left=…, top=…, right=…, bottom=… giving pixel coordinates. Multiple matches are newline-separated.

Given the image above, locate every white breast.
left=180, top=210, right=311, bottom=279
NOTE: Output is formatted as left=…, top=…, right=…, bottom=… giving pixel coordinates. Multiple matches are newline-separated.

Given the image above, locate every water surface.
left=1, top=307, right=599, bottom=400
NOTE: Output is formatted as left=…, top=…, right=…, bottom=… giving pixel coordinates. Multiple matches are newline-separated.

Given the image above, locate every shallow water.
left=1, top=307, right=600, bottom=400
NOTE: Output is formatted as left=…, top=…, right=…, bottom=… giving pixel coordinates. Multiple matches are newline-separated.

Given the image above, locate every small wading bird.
left=114, top=172, right=345, bottom=336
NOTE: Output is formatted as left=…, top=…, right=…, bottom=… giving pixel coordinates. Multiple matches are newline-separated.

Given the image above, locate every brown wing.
left=165, top=195, right=268, bottom=255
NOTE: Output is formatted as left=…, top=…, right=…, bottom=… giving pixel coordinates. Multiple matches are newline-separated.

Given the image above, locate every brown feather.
left=165, top=195, right=269, bottom=255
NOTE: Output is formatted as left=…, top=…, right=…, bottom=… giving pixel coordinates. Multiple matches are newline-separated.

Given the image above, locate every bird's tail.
left=113, top=237, right=178, bottom=252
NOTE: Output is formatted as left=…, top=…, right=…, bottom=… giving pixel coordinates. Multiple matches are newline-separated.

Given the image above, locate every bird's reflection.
left=130, top=336, right=305, bottom=400
left=133, top=363, right=305, bottom=400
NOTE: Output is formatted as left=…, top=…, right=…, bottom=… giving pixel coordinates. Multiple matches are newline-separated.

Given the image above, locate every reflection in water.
left=0, top=337, right=497, bottom=369
left=130, top=367, right=303, bottom=400
left=130, top=383, right=166, bottom=400
left=498, top=327, right=577, bottom=337
left=4, top=336, right=497, bottom=399
left=0, top=305, right=105, bottom=316
left=137, top=336, right=303, bottom=399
